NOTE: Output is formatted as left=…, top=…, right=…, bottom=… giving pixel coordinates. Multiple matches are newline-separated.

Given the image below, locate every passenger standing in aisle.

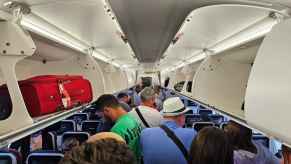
left=129, top=87, right=163, bottom=129
left=117, top=92, right=132, bottom=112
left=225, top=120, right=280, bottom=164
left=94, top=94, right=142, bottom=160
left=189, top=127, right=233, bottom=164
left=140, top=97, right=196, bottom=164
left=133, top=85, right=142, bottom=106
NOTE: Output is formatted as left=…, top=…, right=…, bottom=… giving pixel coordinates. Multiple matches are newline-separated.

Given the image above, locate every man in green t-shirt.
left=94, top=94, right=142, bottom=160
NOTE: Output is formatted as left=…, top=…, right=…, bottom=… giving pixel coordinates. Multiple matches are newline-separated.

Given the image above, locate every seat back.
left=67, top=113, right=88, bottom=125
left=82, top=107, right=101, bottom=120
left=253, top=135, right=270, bottom=148
left=193, top=122, right=215, bottom=132
left=209, top=115, right=225, bottom=125
left=81, top=121, right=101, bottom=135
left=198, top=109, right=213, bottom=115
left=185, top=114, right=202, bottom=127
left=46, top=120, right=76, bottom=135
left=187, top=100, right=197, bottom=107
left=184, top=109, right=193, bottom=115
left=42, top=132, right=57, bottom=151
left=26, top=152, right=63, bottom=164
left=0, top=150, right=21, bottom=164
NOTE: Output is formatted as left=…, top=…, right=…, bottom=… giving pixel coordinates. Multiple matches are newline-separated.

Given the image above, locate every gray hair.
left=140, top=87, right=155, bottom=102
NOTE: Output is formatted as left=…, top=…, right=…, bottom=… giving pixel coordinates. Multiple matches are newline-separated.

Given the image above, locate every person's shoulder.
left=177, top=127, right=197, bottom=136
left=141, top=127, right=162, bottom=135
left=115, top=114, right=136, bottom=126
left=138, top=106, right=161, bottom=114
left=254, top=141, right=280, bottom=162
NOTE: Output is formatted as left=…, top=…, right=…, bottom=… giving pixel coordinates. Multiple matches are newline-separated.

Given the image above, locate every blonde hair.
left=87, top=132, right=125, bottom=143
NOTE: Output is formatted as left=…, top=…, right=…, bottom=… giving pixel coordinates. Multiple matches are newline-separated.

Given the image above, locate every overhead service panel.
left=245, top=19, right=291, bottom=146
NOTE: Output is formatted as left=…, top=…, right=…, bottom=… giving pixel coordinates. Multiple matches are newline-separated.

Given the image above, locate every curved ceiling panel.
left=160, top=5, right=271, bottom=70
left=108, top=0, right=196, bottom=63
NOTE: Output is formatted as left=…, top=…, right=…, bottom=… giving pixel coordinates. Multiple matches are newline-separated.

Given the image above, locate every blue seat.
left=185, top=114, right=203, bottom=127
left=209, top=115, right=225, bottom=125
left=42, top=131, right=57, bottom=151
left=26, top=151, right=63, bottom=164
left=67, top=113, right=88, bottom=122
left=193, top=122, right=215, bottom=132
left=46, top=120, right=76, bottom=135
left=58, top=120, right=76, bottom=135
left=184, top=109, right=193, bottom=115
left=67, top=113, right=88, bottom=126
left=0, top=150, right=21, bottom=164
left=83, top=107, right=102, bottom=121
left=187, top=100, right=197, bottom=107
left=252, top=135, right=269, bottom=148
left=198, top=109, right=213, bottom=115
left=81, top=121, right=102, bottom=135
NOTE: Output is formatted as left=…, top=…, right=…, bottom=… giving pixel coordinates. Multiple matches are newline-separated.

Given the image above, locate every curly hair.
left=59, top=139, right=136, bottom=164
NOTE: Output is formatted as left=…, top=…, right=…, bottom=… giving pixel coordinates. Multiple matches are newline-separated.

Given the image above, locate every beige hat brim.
left=162, top=107, right=191, bottom=117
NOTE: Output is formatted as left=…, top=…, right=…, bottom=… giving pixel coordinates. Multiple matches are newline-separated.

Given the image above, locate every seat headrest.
left=0, top=151, right=19, bottom=164
left=27, top=152, right=63, bottom=164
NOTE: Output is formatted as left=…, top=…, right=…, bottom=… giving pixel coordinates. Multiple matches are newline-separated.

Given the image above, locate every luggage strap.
left=135, top=107, right=150, bottom=128
left=58, top=81, right=72, bottom=108
left=160, top=125, right=189, bottom=162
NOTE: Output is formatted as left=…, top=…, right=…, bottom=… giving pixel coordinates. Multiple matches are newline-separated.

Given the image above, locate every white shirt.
left=129, top=105, right=163, bottom=129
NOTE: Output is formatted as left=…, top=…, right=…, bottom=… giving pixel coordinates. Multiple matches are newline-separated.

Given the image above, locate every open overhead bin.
left=15, top=33, right=105, bottom=99
left=245, top=19, right=291, bottom=146
left=180, top=62, right=201, bottom=96
left=192, top=39, right=262, bottom=120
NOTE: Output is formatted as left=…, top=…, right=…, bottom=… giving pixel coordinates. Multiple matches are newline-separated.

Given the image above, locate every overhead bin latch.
left=86, top=47, right=95, bottom=56
left=3, top=1, right=31, bottom=24
left=269, top=11, right=286, bottom=23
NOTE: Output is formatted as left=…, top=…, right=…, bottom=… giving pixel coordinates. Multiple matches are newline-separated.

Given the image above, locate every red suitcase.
left=0, top=75, right=93, bottom=117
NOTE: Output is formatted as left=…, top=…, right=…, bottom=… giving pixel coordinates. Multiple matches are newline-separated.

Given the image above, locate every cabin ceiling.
left=107, top=0, right=195, bottom=63
left=0, top=0, right=290, bottom=70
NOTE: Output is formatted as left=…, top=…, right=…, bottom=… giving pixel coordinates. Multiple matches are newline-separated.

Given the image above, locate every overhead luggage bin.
left=191, top=39, right=262, bottom=120
left=245, top=19, right=291, bottom=146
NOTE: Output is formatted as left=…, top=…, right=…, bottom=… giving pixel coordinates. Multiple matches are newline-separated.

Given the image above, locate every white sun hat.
left=162, top=97, right=190, bottom=116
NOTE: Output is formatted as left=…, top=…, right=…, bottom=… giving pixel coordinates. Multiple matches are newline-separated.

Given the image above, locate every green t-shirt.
left=111, top=114, right=142, bottom=159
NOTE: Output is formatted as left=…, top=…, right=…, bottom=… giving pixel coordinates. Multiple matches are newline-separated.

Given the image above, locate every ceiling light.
left=21, top=18, right=87, bottom=53
left=210, top=16, right=279, bottom=54
left=21, top=16, right=122, bottom=68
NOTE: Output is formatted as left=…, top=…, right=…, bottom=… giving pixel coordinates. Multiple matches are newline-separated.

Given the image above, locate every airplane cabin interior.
left=0, top=0, right=290, bottom=163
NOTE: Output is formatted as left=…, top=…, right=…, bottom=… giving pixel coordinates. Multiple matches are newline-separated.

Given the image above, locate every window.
left=174, top=81, right=185, bottom=92
left=186, top=81, right=193, bottom=92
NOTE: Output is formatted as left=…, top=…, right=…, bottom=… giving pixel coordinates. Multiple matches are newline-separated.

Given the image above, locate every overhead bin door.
left=245, top=19, right=291, bottom=146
